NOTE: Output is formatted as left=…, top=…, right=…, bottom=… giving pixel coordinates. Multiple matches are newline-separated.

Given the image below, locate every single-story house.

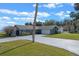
left=4, top=25, right=63, bottom=36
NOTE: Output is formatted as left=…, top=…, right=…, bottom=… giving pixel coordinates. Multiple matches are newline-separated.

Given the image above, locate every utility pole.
left=32, top=3, right=38, bottom=43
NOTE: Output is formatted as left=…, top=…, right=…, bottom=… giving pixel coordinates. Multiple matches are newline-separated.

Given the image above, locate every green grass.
left=0, top=32, right=7, bottom=38
left=45, top=33, right=79, bottom=40
left=0, top=32, right=30, bottom=38
left=0, top=40, right=75, bottom=56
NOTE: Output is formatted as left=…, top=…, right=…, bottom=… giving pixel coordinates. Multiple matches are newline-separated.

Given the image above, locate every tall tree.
left=69, top=3, right=79, bottom=33
left=63, top=18, right=71, bottom=32
left=74, top=3, right=79, bottom=10
left=44, top=20, right=55, bottom=26
left=56, top=21, right=63, bottom=26
left=32, top=3, right=38, bottom=43
left=36, top=21, right=42, bottom=26
left=25, top=22, right=32, bottom=25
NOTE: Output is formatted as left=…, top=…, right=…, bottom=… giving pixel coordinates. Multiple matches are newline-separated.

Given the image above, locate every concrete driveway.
left=0, top=35, right=79, bottom=55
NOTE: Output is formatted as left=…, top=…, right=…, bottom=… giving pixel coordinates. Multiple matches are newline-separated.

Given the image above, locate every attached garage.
left=41, top=29, right=50, bottom=34
left=41, top=26, right=59, bottom=34
left=36, top=29, right=42, bottom=34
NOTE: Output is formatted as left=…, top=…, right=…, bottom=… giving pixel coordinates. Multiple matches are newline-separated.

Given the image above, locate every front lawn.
left=45, top=33, right=79, bottom=40
left=0, top=40, right=75, bottom=56
left=0, top=32, right=30, bottom=38
left=0, top=32, right=7, bottom=38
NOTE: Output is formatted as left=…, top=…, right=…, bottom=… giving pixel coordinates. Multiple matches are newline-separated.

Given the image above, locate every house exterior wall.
left=41, top=29, right=50, bottom=34
left=6, top=25, right=61, bottom=36
left=11, top=26, right=17, bottom=36
left=50, top=29, right=55, bottom=34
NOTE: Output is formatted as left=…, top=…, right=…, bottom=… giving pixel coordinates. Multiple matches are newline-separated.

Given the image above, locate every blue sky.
left=0, top=3, right=75, bottom=30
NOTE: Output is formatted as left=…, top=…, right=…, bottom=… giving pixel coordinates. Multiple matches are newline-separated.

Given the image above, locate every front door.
left=16, top=30, right=19, bottom=36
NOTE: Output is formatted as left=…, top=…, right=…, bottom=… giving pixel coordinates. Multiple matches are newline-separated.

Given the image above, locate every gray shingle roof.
left=15, top=25, right=59, bottom=30
left=5, top=25, right=59, bottom=30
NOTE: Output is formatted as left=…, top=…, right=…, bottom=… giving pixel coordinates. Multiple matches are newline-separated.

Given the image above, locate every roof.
left=4, top=26, right=14, bottom=30
left=40, top=25, right=59, bottom=30
left=5, top=25, right=59, bottom=30
left=15, top=25, right=39, bottom=30
left=15, top=25, right=59, bottom=30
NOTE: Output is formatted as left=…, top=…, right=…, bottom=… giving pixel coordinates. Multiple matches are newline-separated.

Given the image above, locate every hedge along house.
left=4, top=25, right=63, bottom=36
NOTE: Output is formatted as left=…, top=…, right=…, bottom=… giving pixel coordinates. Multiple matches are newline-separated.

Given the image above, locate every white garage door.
left=41, top=29, right=50, bottom=34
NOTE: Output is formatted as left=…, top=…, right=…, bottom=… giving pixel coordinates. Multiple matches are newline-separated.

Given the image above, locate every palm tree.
left=32, top=3, right=38, bottom=43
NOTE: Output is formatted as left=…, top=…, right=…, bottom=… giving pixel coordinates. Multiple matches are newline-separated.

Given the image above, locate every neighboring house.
left=63, top=19, right=79, bottom=33
left=58, top=26, right=64, bottom=33
left=4, top=25, right=63, bottom=36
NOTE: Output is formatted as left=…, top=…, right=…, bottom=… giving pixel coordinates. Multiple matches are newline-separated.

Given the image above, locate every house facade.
left=5, top=25, right=63, bottom=36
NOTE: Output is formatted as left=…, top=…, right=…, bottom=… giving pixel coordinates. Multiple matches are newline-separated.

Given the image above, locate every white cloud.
left=55, top=11, right=64, bottom=16
left=33, top=4, right=35, bottom=7
left=34, top=3, right=63, bottom=9
left=0, top=9, right=50, bottom=18
left=66, top=10, right=71, bottom=14
left=0, top=9, right=31, bottom=16
left=13, top=17, right=34, bottom=22
left=26, top=17, right=34, bottom=22
left=7, top=21, right=16, bottom=26
left=57, top=4, right=63, bottom=7
left=55, top=3, right=61, bottom=5
left=38, top=12, right=50, bottom=17
left=26, top=11, right=50, bottom=17
left=64, top=14, right=70, bottom=17
left=43, top=3, right=56, bottom=8
left=13, top=17, right=26, bottom=20
left=33, top=3, right=57, bottom=8
left=13, top=16, right=46, bottom=23
left=19, top=12, right=30, bottom=15
left=7, top=22, right=16, bottom=24
left=0, top=16, right=10, bottom=20
left=33, top=4, right=42, bottom=8
left=55, top=11, right=70, bottom=19
left=13, top=12, right=50, bottom=22
left=56, top=10, right=70, bottom=18
left=0, top=9, right=18, bottom=15
left=70, top=3, right=74, bottom=6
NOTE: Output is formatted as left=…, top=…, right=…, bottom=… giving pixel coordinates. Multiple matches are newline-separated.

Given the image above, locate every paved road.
left=0, top=35, right=79, bottom=55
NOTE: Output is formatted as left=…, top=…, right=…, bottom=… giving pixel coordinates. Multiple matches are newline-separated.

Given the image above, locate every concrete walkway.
left=0, top=35, right=79, bottom=55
